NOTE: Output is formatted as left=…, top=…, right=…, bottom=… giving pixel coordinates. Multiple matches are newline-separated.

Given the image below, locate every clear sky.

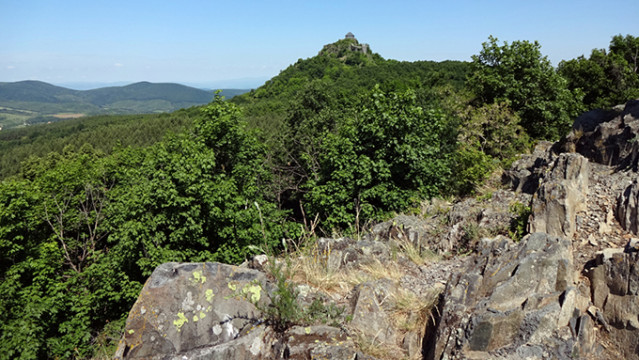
left=1, top=0, right=637, bottom=89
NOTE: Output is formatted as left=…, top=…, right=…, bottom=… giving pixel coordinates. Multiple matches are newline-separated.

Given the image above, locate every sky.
left=1, top=0, right=637, bottom=89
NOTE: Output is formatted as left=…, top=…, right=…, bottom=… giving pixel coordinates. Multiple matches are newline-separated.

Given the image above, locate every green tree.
left=559, top=34, right=639, bottom=110
left=0, top=146, right=139, bottom=359
left=306, top=86, right=455, bottom=231
left=107, top=96, right=290, bottom=277
left=610, top=34, right=639, bottom=73
left=469, top=36, right=583, bottom=140
left=459, top=102, right=530, bottom=162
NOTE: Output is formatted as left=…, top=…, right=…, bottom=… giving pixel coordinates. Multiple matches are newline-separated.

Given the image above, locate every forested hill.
left=233, top=36, right=469, bottom=108
left=232, top=36, right=470, bottom=139
left=0, top=80, right=248, bottom=129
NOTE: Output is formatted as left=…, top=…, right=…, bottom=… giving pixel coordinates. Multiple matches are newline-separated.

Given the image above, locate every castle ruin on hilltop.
left=344, top=32, right=369, bottom=54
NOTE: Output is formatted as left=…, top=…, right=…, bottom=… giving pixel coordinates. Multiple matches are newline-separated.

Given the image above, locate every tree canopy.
left=559, top=34, right=639, bottom=110
left=469, top=36, right=584, bottom=140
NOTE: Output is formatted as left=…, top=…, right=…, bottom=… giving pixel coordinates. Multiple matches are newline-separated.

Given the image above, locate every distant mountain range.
left=0, top=81, right=249, bottom=129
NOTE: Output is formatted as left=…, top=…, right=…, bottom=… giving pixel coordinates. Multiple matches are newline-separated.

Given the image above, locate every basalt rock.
left=349, top=280, right=398, bottom=345
left=585, top=244, right=639, bottom=359
left=529, top=153, right=589, bottom=239
left=315, top=236, right=391, bottom=271
left=616, top=179, right=639, bottom=234
left=114, top=262, right=276, bottom=359
left=114, top=262, right=376, bottom=360
left=368, top=214, right=457, bottom=254
left=503, top=141, right=555, bottom=194
left=430, top=233, right=597, bottom=359
left=558, top=99, right=639, bottom=168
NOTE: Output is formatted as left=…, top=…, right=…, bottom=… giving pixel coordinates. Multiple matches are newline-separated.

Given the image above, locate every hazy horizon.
left=51, top=78, right=270, bottom=91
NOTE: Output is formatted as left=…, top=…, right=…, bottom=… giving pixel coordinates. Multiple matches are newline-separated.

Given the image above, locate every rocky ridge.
left=115, top=99, right=639, bottom=359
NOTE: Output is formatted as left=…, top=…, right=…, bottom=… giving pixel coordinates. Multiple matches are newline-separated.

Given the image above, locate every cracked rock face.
left=430, top=233, right=596, bottom=360
left=586, top=247, right=639, bottom=358
left=114, top=262, right=275, bottom=360
left=529, top=153, right=589, bottom=239
left=114, top=262, right=364, bottom=360
left=616, top=179, right=639, bottom=234
left=563, top=99, right=639, bottom=168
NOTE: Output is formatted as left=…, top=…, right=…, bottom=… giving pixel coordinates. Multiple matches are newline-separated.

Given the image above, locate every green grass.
left=0, top=113, right=32, bottom=129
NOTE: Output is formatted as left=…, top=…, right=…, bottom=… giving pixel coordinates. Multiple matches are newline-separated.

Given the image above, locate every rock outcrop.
left=559, top=99, right=639, bottom=167
left=114, top=262, right=277, bottom=359
left=430, top=233, right=596, bottom=359
left=616, top=179, right=639, bottom=234
left=529, top=153, right=589, bottom=239
left=585, top=244, right=639, bottom=359
left=503, top=141, right=555, bottom=194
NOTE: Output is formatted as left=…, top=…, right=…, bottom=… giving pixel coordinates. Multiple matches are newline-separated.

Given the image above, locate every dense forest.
left=1, top=34, right=638, bottom=359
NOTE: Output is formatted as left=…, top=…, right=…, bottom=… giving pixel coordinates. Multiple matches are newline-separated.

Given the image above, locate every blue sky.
left=1, top=0, right=637, bottom=89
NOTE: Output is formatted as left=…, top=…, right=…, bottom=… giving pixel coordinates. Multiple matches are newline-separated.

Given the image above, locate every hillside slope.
left=0, top=81, right=248, bottom=129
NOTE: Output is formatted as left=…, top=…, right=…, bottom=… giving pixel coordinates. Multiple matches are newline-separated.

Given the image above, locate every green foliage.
left=462, top=102, right=530, bottom=162
left=509, top=201, right=532, bottom=241
left=0, top=109, right=198, bottom=180
left=469, top=36, right=584, bottom=140
left=0, top=97, right=290, bottom=358
left=610, top=34, right=639, bottom=73
left=303, top=298, right=348, bottom=327
left=244, top=258, right=347, bottom=332
left=233, top=38, right=470, bottom=146
left=0, top=147, right=141, bottom=359
left=448, top=101, right=532, bottom=194
left=450, top=146, right=495, bottom=196
left=262, top=260, right=301, bottom=331
left=559, top=34, right=639, bottom=110
left=306, top=86, right=455, bottom=231
left=107, top=96, right=288, bottom=277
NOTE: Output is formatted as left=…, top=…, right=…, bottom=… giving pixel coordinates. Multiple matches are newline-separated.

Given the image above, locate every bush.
left=509, top=201, right=531, bottom=241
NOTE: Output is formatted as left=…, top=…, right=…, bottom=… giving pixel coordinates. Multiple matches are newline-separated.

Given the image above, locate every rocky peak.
left=318, top=35, right=375, bottom=64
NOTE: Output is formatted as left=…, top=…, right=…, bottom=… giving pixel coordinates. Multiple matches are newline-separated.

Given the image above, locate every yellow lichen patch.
left=305, top=327, right=311, bottom=334
left=205, top=289, right=215, bottom=303
left=242, top=283, right=262, bottom=303
left=199, top=311, right=206, bottom=320
left=228, top=282, right=237, bottom=291
left=173, top=312, right=189, bottom=332
left=127, top=329, right=135, bottom=334
left=193, top=314, right=199, bottom=322
left=192, top=270, right=207, bottom=284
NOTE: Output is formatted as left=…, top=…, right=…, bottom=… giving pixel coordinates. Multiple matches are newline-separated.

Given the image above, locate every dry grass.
left=396, top=239, right=440, bottom=266
left=287, top=248, right=407, bottom=298
left=353, top=330, right=405, bottom=360
left=416, top=197, right=452, bottom=218
left=282, top=233, right=444, bottom=360
left=288, top=253, right=352, bottom=295
left=358, top=258, right=404, bottom=282
left=390, top=287, right=441, bottom=333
